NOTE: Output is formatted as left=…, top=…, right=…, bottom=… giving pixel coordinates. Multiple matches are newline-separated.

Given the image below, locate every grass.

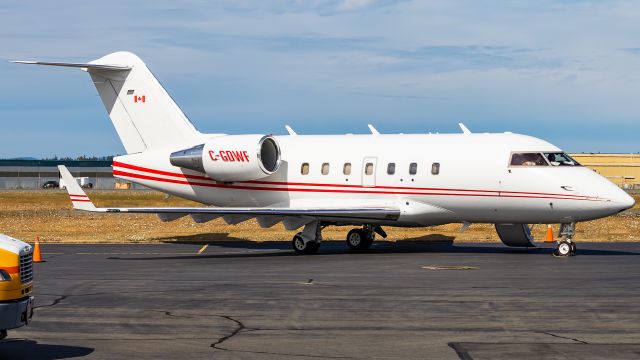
left=0, top=190, right=638, bottom=244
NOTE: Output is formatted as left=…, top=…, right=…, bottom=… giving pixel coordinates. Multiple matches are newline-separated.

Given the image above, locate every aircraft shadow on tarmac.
left=0, top=339, right=94, bottom=360
left=108, top=233, right=640, bottom=261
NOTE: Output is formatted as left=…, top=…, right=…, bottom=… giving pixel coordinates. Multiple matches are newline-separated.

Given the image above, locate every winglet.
left=367, top=124, right=380, bottom=135
left=58, top=165, right=97, bottom=211
left=285, top=125, right=297, bottom=136
left=458, top=123, right=471, bottom=135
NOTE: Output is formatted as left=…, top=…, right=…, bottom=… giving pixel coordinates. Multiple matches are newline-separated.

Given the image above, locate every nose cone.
left=614, top=189, right=635, bottom=211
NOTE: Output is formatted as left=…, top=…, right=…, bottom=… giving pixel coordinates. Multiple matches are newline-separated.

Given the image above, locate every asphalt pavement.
left=2, top=240, right=640, bottom=359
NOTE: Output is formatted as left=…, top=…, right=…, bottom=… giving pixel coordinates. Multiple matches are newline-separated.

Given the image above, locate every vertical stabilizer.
left=87, top=52, right=200, bottom=153
left=14, top=52, right=201, bottom=154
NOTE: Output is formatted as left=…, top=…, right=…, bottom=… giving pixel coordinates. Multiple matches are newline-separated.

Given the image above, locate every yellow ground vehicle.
left=0, top=234, right=34, bottom=340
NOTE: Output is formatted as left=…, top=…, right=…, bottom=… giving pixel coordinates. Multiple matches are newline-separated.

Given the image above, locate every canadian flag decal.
left=134, top=95, right=146, bottom=103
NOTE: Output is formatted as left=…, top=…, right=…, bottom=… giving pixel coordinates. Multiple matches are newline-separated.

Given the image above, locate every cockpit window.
left=510, top=153, right=548, bottom=166
left=544, top=152, right=580, bottom=166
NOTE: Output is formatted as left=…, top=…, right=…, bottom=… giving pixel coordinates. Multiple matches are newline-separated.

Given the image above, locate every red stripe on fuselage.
left=113, top=161, right=211, bottom=180
left=112, top=169, right=603, bottom=202
left=112, top=162, right=598, bottom=200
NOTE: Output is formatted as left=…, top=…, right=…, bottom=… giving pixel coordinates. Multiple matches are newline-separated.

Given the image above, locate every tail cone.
left=33, top=236, right=42, bottom=263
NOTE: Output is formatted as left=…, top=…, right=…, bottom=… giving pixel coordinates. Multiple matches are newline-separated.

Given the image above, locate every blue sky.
left=1, top=0, right=639, bottom=158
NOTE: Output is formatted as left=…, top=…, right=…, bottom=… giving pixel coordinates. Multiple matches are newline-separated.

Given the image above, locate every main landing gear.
left=292, top=221, right=323, bottom=254
left=554, top=222, right=577, bottom=257
left=290, top=223, right=387, bottom=254
left=346, top=225, right=386, bottom=251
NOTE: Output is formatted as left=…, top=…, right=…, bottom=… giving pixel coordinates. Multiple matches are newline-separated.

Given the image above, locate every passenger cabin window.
left=431, top=163, right=440, bottom=175
left=510, top=153, right=548, bottom=166
left=365, top=163, right=374, bottom=175
left=544, top=152, right=580, bottom=166
left=387, top=163, right=395, bottom=175
left=343, top=163, right=352, bottom=175
left=301, top=163, right=309, bottom=175
left=409, top=163, right=417, bottom=175
left=321, top=163, right=330, bottom=175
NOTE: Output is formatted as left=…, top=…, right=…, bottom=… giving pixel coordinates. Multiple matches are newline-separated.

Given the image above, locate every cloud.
left=379, top=45, right=562, bottom=72
left=2, top=0, right=640, bottom=157
left=219, top=0, right=406, bottom=15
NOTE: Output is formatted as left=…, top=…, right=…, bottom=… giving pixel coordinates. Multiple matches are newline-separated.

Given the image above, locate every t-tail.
left=13, top=52, right=204, bottom=153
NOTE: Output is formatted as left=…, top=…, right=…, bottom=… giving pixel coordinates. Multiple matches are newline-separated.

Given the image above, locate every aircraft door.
left=362, top=157, right=377, bottom=187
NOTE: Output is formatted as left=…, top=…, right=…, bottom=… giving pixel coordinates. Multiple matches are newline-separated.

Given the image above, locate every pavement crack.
left=34, top=294, right=67, bottom=309
left=212, top=347, right=355, bottom=359
left=210, top=315, right=354, bottom=359
left=210, top=315, right=245, bottom=350
left=537, top=331, right=589, bottom=344
left=146, top=310, right=230, bottom=319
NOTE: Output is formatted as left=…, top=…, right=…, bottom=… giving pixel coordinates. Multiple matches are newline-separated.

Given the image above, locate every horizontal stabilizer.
left=12, top=61, right=131, bottom=71
left=58, top=165, right=97, bottom=211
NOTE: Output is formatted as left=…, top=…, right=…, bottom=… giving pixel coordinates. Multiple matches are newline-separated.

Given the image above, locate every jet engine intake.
left=170, top=135, right=281, bottom=181
left=495, top=223, right=536, bottom=247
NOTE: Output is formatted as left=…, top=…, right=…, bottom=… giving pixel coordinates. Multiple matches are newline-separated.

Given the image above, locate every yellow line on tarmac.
left=197, top=244, right=209, bottom=255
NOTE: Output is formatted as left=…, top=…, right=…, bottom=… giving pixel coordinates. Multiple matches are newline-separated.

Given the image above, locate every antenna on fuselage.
left=367, top=124, right=380, bottom=135
left=458, top=123, right=471, bottom=134
left=285, top=125, right=297, bottom=136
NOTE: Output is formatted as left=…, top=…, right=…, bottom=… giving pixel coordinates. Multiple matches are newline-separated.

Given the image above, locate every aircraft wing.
left=58, top=166, right=400, bottom=228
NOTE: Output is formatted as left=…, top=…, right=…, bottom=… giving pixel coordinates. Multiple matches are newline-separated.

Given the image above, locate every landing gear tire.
left=346, top=229, right=373, bottom=251
left=554, top=222, right=578, bottom=257
left=0, top=329, right=6, bottom=340
left=346, top=229, right=364, bottom=250
left=292, top=234, right=319, bottom=255
left=555, top=241, right=572, bottom=257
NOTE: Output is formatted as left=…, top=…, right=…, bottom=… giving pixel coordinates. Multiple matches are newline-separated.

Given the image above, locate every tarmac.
left=2, top=240, right=640, bottom=359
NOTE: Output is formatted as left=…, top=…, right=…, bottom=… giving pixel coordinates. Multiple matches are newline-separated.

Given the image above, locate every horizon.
left=3, top=145, right=640, bottom=161
left=1, top=1, right=639, bottom=157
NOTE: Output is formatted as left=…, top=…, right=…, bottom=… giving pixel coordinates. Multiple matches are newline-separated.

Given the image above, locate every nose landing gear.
left=554, top=222, right=577, bottom=257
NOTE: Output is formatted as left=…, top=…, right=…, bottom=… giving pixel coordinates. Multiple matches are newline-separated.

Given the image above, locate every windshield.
left=510, top=152, right=581, bottom=167
left=544, top=152, right=580, bottom=166
left=510, top=153, right=548, bottom=166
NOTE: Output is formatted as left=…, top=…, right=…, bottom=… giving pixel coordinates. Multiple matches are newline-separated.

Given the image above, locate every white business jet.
left=14, top=52, right=635, bottom=256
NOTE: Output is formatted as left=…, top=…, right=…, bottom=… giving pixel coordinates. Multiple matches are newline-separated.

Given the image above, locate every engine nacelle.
left=495, top=223, right=536, bottom=247
left=170, top=135, right=281, bottom=182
